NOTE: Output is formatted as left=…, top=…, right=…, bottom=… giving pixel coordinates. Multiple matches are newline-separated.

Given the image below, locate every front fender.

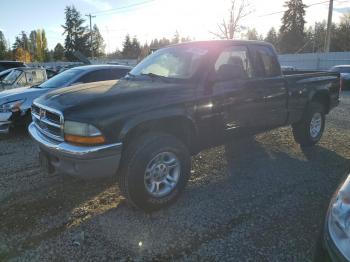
left=118, top=109, right=197, bottom=141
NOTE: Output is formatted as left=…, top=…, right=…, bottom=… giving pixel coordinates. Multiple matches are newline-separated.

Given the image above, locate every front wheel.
left=118, top=133, right=191, bottom=212
left=292, top=102, right=325, bottom=147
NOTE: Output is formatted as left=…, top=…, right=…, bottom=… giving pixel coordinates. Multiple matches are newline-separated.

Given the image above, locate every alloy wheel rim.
left=144, top=152, right=181, bottom=197
left=310, top=112, right=322, bottom=138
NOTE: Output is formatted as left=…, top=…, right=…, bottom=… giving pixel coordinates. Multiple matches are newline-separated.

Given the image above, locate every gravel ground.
left=0, top=92, right=349, bottom=262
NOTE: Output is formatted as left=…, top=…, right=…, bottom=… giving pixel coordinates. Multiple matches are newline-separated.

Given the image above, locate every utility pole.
left=324, top=0, right=333, bottom=53
left=86, top=13, right=96, bottom=59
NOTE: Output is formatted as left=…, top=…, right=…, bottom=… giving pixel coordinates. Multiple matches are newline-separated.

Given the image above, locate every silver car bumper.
left=0, top=112, right=12, bottom=134
left=28, top=123, right=123, bottom=179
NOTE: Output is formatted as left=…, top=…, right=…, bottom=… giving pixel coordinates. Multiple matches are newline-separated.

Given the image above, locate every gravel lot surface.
left=0, top=92, right=349, bottom=262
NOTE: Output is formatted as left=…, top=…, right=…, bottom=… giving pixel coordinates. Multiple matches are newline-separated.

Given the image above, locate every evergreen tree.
left=122, top=35, right=134, bottom=58
left=53, top=43, right=65, bottom=60
left=13, top=31, right=31, bottom=61
left=265, top=27, right=279, bottom=50
left=279, top=0, right=306, bottom=53
left=28, top=30, right=37, bottom=60
left=180, top=36, right=192, bottom=43
left=0, top=31, right=7, bottom=59
left=332, top=13, right=350, bottom=52
left=62, top=5, right=89, bottom=60
left=91, top=24, right=105, bottom=57
left=172, top=30, right=180, bottom=44
left=41, top=30, right=50, bottom=61
left=246, top=28, right=259, bottom=40
left=36, top=29, right=43, bottom=61
left=131, top=36, right=141, bottom=58
left=139, top=43, right=150, bottom=59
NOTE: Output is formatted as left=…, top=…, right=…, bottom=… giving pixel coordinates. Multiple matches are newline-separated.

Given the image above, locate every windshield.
left=130, top=45, right=209, bottom=79
left=331, top=67, right=350, bottom=73
left=39, top=68, right=83, bottom=88
left=2, top=69, right=22, bottom=85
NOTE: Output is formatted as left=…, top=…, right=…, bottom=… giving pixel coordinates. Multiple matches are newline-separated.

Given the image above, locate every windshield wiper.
left=141, top=73, right=171, bottom=82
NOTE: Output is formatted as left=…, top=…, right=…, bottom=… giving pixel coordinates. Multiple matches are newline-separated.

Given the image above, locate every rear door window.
left=78, top=69, right=111, bottom=83
left=254, top=46, right=281, bottom=77
left=111, top=68, right=130, bottom=79
left=78, top=68, right=128, bottom=83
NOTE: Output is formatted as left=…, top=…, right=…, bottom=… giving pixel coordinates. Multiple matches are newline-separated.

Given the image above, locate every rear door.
left=249, top=45, right=288, bottom=128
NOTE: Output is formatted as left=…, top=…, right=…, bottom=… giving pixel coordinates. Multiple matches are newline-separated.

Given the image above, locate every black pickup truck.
left=29, top=40, right=341, bottom=211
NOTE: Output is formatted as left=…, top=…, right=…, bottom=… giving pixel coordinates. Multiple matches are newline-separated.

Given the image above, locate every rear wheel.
left=292, top=102, right=325, bottom=147
left=118, top=133, right=191, bottom=212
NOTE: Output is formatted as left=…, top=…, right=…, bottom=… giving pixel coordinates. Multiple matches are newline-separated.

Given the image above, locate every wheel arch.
left=119, top=112, right=198, bottom=153
left=309, top=90, right=331, bottom=114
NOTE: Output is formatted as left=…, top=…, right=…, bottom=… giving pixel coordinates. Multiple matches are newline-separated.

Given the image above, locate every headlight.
left=64, top=121, right=105, bottom=145
left=0, top=99, right=25, bottom=113
left=328, top=174, right=350, bottom=260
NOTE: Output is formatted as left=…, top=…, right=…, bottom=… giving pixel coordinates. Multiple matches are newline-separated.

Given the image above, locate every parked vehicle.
left=29, top=40, right=341, bottom=211
left=315, top=173, right=350, bottom=262
left=45, top=68, right=58, bottom=79
left=0, top=61, right=26, bottom=72
left=0, top=65, right=131, bottom=134
left=0, top=68, right=13, bottom=82
left=281, top=65, right=297, bottom=71
left=0, top=67, right=47, bottom=91
left=331, top=65, right=350, bottom=90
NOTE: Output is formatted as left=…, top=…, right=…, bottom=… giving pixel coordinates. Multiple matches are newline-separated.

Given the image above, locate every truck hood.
left=36, top=79, right=191, bottom=113
left=40, top=80, right=118, bottom=107
left=0, top=86, right=48, bottom=105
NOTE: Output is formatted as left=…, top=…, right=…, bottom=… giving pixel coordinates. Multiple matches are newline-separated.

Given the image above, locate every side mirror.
left=216, top=64, right=247, bottom=82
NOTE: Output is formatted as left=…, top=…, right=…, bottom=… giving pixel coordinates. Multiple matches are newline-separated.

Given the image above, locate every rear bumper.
left=28, top=122, right=123, bottom=179
left=0, top=112, right=12, bottom=134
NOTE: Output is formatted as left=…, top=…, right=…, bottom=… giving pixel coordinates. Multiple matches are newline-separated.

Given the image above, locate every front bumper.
left=0, top=112, right=12, bottom=134
left=324, top=216, right=349, bottom=262
left=28, top=123, right=123, bottom=179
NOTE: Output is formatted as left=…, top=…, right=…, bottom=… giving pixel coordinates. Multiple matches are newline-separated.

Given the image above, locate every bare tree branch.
left=210, top=0, right=252, bottom=39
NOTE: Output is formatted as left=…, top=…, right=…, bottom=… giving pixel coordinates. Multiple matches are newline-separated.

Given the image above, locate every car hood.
left=0, top=86, right=48, bottom=104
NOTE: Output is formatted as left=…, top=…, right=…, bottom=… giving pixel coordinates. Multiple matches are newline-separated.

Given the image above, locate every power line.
left=257, top=0, right=343, bottom=18
left=91, top=0, right=157, bottom=16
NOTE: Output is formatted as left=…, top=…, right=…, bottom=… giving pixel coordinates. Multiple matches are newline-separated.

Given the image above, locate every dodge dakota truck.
left=29, top=40, right=341, bottom=211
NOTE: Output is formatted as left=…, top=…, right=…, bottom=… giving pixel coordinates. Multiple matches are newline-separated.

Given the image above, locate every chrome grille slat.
left=31, top=102, right=64, bottom=142
left=32, top=112, right=61, bottom=128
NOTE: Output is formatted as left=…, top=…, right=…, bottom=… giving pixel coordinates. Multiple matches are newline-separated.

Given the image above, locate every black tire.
left=292, top=102, right=325, bottom=147
left=118, top=133, right=191, bottom=212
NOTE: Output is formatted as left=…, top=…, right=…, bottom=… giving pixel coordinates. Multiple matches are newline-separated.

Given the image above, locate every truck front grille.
left=31, top=103, right=64, bottom=142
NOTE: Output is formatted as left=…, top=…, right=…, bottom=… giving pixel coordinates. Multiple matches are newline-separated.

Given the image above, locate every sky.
left=0, top=0, right=349, bottom=53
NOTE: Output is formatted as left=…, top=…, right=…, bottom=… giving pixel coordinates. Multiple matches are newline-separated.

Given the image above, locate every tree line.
left=213, top=0, right=350, bottom=54
left=0, top=1, right=349, bottom=62
left=107, top=31, right=192, bottom=60
left=0, top=5, right=105, bottom=62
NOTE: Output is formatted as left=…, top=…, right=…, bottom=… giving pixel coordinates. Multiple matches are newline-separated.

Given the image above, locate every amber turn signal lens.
left=64, top=134, right=105, bottom=145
